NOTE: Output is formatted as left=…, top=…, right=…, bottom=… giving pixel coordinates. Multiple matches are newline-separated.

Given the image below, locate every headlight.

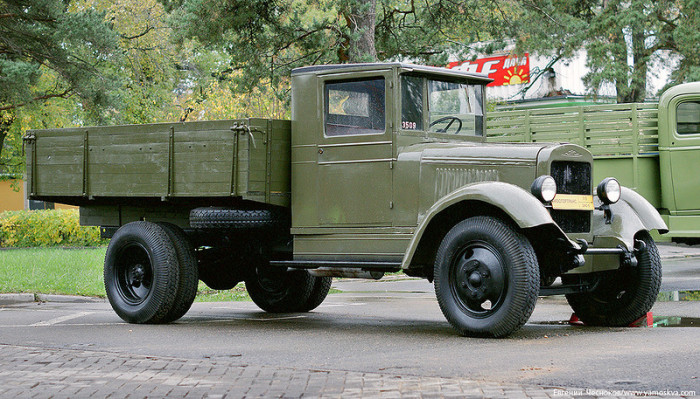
left=531, top=175, right=557, bottom=203
left=597, top=177, right=621, bottom=204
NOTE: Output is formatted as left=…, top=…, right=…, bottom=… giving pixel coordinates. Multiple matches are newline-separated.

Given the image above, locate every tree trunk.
left=0, top=132, right=6, bottom=165
left=346, top=0, right=377, bottom=63
left=628, top=23, right=648, bottom=102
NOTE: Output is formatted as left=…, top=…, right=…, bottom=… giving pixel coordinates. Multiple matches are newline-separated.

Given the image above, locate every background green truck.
left=26, top=63, right=667, bottom=337
left=487, top=82, right=700, bottom=241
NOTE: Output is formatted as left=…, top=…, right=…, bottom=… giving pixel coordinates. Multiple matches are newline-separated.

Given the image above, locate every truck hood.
left=407, top=141, right=561, bottom=209
left=419, top=141, right=553, bottom=164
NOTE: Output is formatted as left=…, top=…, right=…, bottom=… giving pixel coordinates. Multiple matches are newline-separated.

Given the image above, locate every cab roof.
left=291, top=62, right=492, bottom=83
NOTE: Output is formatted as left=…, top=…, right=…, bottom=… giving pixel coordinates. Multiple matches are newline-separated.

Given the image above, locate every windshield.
left=428, top=79, right=484, bottom=136
left=400, top=74, right=485, bottom=137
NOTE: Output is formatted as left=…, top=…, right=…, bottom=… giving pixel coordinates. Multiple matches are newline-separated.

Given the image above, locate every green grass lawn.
left=0, top=247, right=107, bottom=297
left=0, top=247, right=251, bottom=301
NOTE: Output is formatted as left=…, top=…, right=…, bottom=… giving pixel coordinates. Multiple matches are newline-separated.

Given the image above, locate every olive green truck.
left=487, top=82, right=700, bottom=242
left=26, top=63, right=668, bottom=337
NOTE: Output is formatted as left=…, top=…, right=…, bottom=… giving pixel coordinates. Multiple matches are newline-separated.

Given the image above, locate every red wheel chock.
left=629, top=312, right=654, bottom=327
left=567, top=312, right=653, bottom=327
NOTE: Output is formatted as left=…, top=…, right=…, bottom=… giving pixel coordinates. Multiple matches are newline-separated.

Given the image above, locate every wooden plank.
left=173, top=173, right=233, bottom=184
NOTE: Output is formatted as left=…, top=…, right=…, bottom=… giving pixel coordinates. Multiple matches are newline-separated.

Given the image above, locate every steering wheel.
left=429, top=116, right=463, bottom=134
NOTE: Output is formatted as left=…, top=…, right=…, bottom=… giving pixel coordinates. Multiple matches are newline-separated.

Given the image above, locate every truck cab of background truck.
left=658, top=82, right=700, bottom=239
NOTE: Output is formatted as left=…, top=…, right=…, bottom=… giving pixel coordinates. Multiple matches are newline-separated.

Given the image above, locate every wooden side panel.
left=172, top=127, right=235, bottom=196
left=29, top=118, right=292, bottom=207
left=88, top=129, right=169, bottom=196
left=34, top=131, right=84, bottom=196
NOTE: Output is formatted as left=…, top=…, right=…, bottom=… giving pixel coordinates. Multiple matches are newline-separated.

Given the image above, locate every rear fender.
left=402, top=181, right=573, bottom=268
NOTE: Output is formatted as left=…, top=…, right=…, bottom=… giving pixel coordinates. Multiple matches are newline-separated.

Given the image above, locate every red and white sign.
left=447, top=54, right=530, bottom=87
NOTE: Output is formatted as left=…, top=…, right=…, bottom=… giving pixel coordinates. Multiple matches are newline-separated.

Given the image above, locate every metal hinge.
left=230, top=122, right=250, bottom=133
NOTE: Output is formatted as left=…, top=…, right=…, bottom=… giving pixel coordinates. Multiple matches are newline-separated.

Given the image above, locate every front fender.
left=593, top=187, right=669, bottom=250
left=402, top=181, right=572, bottom=268
left=619, top=187, right=668, bottom=234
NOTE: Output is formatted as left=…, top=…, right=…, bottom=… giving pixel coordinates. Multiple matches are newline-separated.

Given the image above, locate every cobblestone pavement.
left=0, top=343, right=572, bottom=399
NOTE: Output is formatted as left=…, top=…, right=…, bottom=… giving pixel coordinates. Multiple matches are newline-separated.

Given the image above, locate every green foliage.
left=510, top=0, right=700, bottom=101
left=0, top=0, right=119, bottom=178
left=167, top=0, right=507, bottom=101
left=0, top=210, right=107, bottom=248
left=0, top=0, right=119, bottom=111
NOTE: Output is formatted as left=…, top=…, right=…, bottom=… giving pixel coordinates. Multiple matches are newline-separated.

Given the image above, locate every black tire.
left=245, top=265, right=315, bottom=313
left=434, top=216, right=540, bottom=337
left=190, top=207, right=288, bottom=230
left=564, top=231, right=661, bottom=326
left=104, top=222, right=180, bottom=324
left=157, top=223, right=199, bottom=323
left=298, top=276, right=333, bottom=312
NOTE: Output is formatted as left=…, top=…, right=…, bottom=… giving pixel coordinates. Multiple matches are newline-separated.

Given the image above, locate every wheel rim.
left=114, top=243, right=154, bottom=305
left=450, top=241, right=508, bottom=317
left=590, top=267, right=639, bottom=305
left=256, top=267, right=288, bottom=295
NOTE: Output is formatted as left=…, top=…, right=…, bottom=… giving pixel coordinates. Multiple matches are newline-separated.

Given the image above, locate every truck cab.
left=27, top=63, right=669, bottom=337
left=659, top=82, right=700, bottom=238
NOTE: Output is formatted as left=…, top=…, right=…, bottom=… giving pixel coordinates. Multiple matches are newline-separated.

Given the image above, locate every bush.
left=0, top=209, right=107, bottom=247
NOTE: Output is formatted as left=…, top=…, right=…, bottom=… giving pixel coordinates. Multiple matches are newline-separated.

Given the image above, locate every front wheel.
left=564, top=231, right=661, bottom=326
left=434, top=216, right=540, bottom=337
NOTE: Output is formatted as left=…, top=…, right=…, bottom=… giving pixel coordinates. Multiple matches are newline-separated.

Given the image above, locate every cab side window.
left=401, top=75, right=423, bottom=131
left=677, top=101, right=700, bottom=135
left=324, top=78, right=385, bottom=137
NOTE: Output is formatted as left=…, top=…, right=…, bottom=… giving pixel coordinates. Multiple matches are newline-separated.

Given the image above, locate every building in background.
left=0, top=178, right=25, bottom=211
left=0, top=178, right=73, bottom=212
left=447, top=48, right=675, bottom=109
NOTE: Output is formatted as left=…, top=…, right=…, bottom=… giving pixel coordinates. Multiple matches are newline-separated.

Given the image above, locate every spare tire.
left=189, top=207, right=288, bottom=230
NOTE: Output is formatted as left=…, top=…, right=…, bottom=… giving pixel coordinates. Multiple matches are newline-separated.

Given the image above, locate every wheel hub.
left=129, top=264, right=145, bottom=288
left=454, top=245, right=506, bottom=312
left=114, top=243, right=153, bottom=305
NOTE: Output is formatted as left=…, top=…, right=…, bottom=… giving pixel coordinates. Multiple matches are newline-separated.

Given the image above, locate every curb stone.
left=35, top=294, right=105, bottom=303
left=0, top=293, right=104, bottom=305
left=0, top=293, right=35, bottom=305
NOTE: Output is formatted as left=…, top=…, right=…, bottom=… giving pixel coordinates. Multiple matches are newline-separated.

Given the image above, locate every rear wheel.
left=104, top=222, right=180, bottom=324
left=565, top=231, right=661, bottom=326
left=434, top=216, right=539, bottom=337
left=157, top=223, right=199, bottom=323
left=245, top=264, right=315, bottom=313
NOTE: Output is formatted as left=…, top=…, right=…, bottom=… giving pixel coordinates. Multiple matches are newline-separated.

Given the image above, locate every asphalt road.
left=1, top=257, right=699, bottom=394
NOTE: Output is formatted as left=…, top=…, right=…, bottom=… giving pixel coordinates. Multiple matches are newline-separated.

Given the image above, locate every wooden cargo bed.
left=25, top=118, right=292, bottom=208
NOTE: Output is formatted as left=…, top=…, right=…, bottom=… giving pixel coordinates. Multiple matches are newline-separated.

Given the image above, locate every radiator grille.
left=550, top=161, right=591, bottom=233
left=551, top=161, right=591, bottom=195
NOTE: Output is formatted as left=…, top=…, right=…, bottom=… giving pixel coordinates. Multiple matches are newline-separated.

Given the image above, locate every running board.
left=269, top=260, right=402, bottom=271
left=269, top=260, right=402, bottom=280
left=539, top=284, right=590, bottom=296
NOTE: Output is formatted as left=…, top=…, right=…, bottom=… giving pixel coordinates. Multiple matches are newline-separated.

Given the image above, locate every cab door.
left=667, top=96, right=700, bottom=212
left=316, top=72, right=393, bottom=226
